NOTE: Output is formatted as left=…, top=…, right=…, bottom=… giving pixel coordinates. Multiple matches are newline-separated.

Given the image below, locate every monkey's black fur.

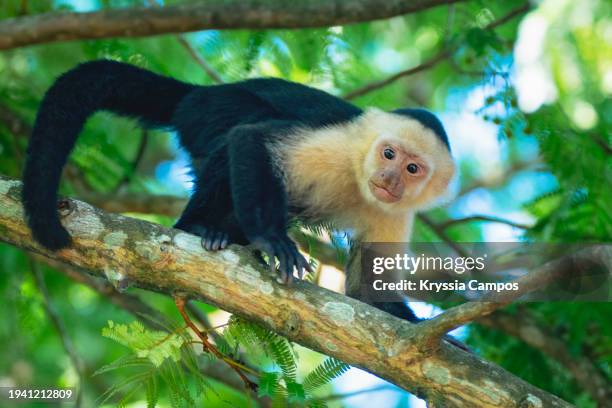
left=23, top=60, right=452, bottom=324
left=23, top=60, right=363, bottom=277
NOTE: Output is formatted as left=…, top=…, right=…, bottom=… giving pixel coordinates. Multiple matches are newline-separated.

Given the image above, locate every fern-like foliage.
left=102, top=320, right=184, bottom=367
left=225, top=317, right=298, bottom=381
left=303, top=357, right=350, bottom=392
left=97, top=320, right=208, bottom=407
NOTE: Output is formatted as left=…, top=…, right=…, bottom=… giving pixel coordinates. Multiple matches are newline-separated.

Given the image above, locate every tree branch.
left=0, top=175, right=572, bottom=407
left=176, top=36, right=224, bottom=84
left=29, top=259, right=85, bottom=407
left=478, top=311, right=612, bottom=406
left=458, top=159, right=541, bottom=197
left=0, top=102, right=31, bottom=138
left=417, top=214, right=470, bottom=258
left=0, top=0, right=464, bottom=51
left=36, top=255, right=271, bottom=405
left=37, top=255, right=172, bottom=330
left=83, top=192, right=347, bottom=270
left=439, top=215, right=531, bottom=230
left=342, top=2, right=530, bottom=100
left=343, top=50, right=452, bottom=100
left=416, top=245, right=611, bottom=342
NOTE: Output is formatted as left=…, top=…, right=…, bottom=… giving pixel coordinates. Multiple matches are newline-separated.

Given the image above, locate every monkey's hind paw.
left=179, top=224, right=230, bottom=251
left=250, top=235, right=313, bottom=285
left=200, top=228, right=230, bottom=251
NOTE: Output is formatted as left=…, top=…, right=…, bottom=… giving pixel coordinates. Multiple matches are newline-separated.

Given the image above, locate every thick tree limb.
left=0, top=175, right=572, bottom=407
left=84, top=192, right=347, bottom=269
left=38, top=255, right=173, bottom=331
left=33, top=255, right=271, bottom=405
left=0, top=0, right=463, bottom=51
left=82, top=191, right=186, bottom=218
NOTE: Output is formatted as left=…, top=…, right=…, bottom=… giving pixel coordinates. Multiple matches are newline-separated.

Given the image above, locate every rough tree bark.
left=0, top=175, right=573, bottom=407
left=0, top=0, right=464, bottom=50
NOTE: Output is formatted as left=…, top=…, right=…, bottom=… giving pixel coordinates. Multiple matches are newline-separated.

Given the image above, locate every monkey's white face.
left=358, top=110, right=455, bottom=212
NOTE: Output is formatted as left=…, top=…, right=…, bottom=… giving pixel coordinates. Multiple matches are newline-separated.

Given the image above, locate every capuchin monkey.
left=22, top=60, right=455, bottom=319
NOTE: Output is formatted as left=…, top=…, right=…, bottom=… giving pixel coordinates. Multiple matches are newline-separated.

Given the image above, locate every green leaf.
left=102, top=320, right=185, bottom=367
left=303, top=358, right=350, bottom=391
left=286, top=381, right=306, bottom=403
left=258, top=372, right=280, bottom=398
left=93, top=354, right=152, bottom=376
left=146, top=377, right=158, bottom=408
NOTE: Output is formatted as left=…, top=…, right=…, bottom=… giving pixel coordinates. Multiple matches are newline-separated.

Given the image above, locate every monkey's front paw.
left=250, top=235, right=312, bottom=285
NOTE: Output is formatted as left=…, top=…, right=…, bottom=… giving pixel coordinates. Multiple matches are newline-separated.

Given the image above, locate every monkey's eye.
left=383, top=148, right=395, bottom=160
left=407, top=163, right=419, bottom=174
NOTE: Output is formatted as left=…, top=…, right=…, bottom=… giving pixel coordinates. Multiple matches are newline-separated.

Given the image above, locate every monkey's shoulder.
left=235, top=78, right=363, bottom=127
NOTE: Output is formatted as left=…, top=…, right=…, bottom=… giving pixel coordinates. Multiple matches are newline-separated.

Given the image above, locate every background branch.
left=29, top=260, right=85, bottom=407
left=478, top=310, right=612, bottom=406
left=342, top=3, right=530, bottom=100
left=417, top=245, right=611, bottom=342
left=0, top=0, right=464, bottom=50
left=439, top=215, right=531, bottom=230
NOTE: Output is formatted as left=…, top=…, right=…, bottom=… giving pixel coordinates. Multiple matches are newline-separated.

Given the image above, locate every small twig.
left=486, top=3, right=531, bottom=30
left=185, top=300, right=223, bottom=342
left=458, top=159, right=541, bottom=197
left=29, top=260, right=85, bottom=408
left=174, top=296, right=258, bottom=392
left=311, top=385, right=394, bottom=402
left=0, top=102, right=31, bottom=137
left=342, top=2, right=531, bottom=100
left=176, top=36, right=224, bottom=84
left=439, top=215, right=531, bottom=230
left=39, top=256, right=266, bottom=401
left=588, top=132, right=611, bottom=155
left=343, top=50, right=452, bottom=100
left=146, top=0, right=224, bottom=85
left=19, top=0, right=29, bottom=16
left=417, top=214, right=470, bottom=258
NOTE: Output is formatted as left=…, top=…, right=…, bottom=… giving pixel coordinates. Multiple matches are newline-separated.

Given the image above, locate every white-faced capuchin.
left=22, top=60, right=455, bottom=322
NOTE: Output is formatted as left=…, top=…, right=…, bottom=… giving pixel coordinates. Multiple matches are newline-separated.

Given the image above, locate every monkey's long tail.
left=23, top=60, right=195, bottom=250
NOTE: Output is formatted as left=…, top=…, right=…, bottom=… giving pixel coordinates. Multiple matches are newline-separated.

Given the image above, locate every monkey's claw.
left=200, top=228, right=230, bottom=251
left=251, top=235, right=312, bottom=285
left=183, top=225, right=230, bottom=251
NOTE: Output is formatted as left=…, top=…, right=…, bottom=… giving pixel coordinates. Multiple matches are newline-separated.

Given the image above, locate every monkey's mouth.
left=369, top=181, right=401, bottom=203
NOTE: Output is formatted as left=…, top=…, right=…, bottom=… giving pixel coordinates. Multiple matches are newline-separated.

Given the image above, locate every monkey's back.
left=173, top=78, right=362, bottom=156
